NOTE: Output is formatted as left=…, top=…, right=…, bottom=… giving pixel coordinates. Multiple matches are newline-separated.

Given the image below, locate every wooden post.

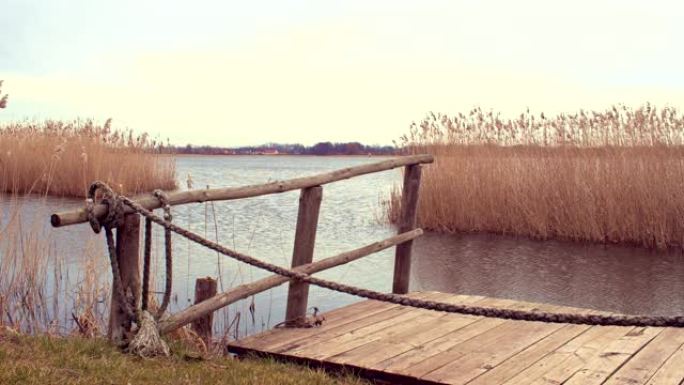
left=392, top=164, right=422, bottom=294
left=284, top=186, right=323, bottom=325
left=159, top=229, right=423, bottom=334
left=192, top=277, right=217, bottom=345
left=108, top=214, right=141, bottom=343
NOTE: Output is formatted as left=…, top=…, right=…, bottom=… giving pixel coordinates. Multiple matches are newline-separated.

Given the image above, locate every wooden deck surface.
left=228, top=292, right=684, bottom=384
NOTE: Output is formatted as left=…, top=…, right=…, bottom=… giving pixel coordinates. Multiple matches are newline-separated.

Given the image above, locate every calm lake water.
left=3, top=155, right=683, bottom=336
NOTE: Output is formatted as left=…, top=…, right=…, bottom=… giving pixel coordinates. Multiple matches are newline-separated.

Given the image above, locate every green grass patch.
left=0, top=335, right=368, bottom=385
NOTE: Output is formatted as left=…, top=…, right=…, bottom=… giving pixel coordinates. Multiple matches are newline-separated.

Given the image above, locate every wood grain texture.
left=392, top=164, right=422, bottom=294
left=285, top=186, right=323, bottom=324
left=227, top=292, right=684, bottom=385
left=158, top=229, right=422, bottom=334
left=52, top=155, right=433, bottom=227
left=108, top=214, right=141, bottom=344
left=191, top=277, right=217, bottom=345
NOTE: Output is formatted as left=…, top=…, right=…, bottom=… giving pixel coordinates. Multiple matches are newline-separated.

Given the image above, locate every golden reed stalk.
left=390, top=104, right=684, bottom=249
left=0, top=119, right=176, bottom=197
left=1, top=118, right=174, bottom=333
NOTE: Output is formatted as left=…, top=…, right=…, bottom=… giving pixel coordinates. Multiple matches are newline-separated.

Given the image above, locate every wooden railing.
left=51, top=154, right=433, bottom=341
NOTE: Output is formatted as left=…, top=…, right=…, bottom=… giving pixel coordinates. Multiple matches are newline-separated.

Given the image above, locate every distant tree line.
left=166, top=142, right=397, bottom=156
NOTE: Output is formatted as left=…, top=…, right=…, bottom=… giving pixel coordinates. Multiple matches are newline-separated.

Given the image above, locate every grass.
left=0, top=332, right=368, bottom=385
left=390, top=104, right=684, bottom=249
left=0, top=119, right=176, bottom=197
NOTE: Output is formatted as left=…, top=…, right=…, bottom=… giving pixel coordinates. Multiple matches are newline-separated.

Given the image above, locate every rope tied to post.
left=87, top=182, right=173, bottom=357
left=86, top=181, right=684, bottom=357
left=114, top=183, right=684, bottom=328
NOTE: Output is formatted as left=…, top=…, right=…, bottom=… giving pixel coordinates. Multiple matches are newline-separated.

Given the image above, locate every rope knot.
left=87, top=181, right=125, bottom=233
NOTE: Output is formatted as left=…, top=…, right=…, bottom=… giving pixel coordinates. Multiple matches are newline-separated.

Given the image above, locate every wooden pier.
left=229, top=292, right=684, bottom=385
left=51, top=155, right=683, bottom=383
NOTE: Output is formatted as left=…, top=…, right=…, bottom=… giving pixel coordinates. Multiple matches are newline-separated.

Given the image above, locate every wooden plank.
left=52, top=155, right=434, bottom=227
left=467, top=324, right=592, bottom=385
left=281, top=292, right=449, bottom=358
left=398, top=298, right=569, bottom=380
left=230, top=299, right=400, bottom=350
left=285, top=186, right=322, bottom=324
left=418, top=319, right=564, bottom=384
left=229, top=292, right=682, bottom=385
left=374, top=296, right=540, bottom=374
left=466, top=305, right=612, bottom=385
left=306, top=310, right=443, bottom=361
left=605, top=328, right=684, bottom=385
left=160, top=228, right=423, bottom=334
left=376, top=316, right=505, bottom=374
left=645, top=338, right=684, bottom=385
left=563, top=327, right=663, bottom=385
left=503, top=326, right=634, bottom=385
left=392, top=164, right=422, bottom=294
left=246, top=292, right=436, bottom=353
left=108, top=214, right=141, bottom=344
left=326, top=294, right=486, bottom=366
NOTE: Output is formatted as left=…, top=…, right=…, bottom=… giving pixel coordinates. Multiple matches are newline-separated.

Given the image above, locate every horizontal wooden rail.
left=158, top=228, right=423, bottom=334
left=51, top=154, right=433, bottom=228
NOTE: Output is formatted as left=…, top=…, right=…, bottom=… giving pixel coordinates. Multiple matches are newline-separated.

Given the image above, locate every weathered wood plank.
left=563, top=327, right=663, bottom=385
left=326, top=294, right=486, bottom=366
left=645, top=338, right=684, bottom=385
left=108, top=214, right=141, bottom=344
left=605, top=328, right=684, bottom=385
left=160, top=229, right=423, bottom=334
left=394, top=298, right=566, bottom=380
left=248, top=292, right=436, bottom=353
left=374, top=296, right=540, bottom=374
left=503, top=326, right=633, bottom=385
left=392, top=164, right=421, bottom=294
left=467, top=324, right=591, bottom=385
left=419, top=319, right=563, bottom=384
left=227, top=292, right=683, bottom=385
left=282, top=292, right=448, bottom=358
left=285, top=186, right=322, bottom=324
left=52, top=155, right=434, bottom=227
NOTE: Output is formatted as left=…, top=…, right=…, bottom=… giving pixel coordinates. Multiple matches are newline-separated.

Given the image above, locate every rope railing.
left=91, top=182, right=684, bottom=330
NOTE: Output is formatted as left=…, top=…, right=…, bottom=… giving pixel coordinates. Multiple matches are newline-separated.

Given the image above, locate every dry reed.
left=0, top=118, right=176, bottom=334
left=391, top=105, right=684, bottom=249
left=0, top=119, right=176, bottom=197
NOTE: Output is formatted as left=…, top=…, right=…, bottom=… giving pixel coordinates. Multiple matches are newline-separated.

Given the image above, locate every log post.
left=284, top=186, right=323, bottom=325
left=192, top=277, right=218, bottom=345
left=392, top=164, right=422, bottom=294
left=108, top=213, right=141, bottom=344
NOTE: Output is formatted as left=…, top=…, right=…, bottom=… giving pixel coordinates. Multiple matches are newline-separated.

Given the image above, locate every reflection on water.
left=412, top=232, right=684, bottom=316
left=2, top=155, right=684, bottom=337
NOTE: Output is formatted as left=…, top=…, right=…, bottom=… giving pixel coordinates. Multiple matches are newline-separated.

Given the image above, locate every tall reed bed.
left=391, top=105, right=684, bottom=249
left=0, top=119, right=176, bottom=197
left=0, top=194, right=111, bottom=334
left=0, top=118, right=175, bottom=333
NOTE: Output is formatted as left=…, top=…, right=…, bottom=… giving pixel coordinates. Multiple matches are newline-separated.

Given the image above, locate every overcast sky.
left=2, top=0, right=683, bottom=146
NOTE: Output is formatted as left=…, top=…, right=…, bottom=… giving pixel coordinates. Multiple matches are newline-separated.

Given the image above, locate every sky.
left=2, top=0, right=684, bottom=146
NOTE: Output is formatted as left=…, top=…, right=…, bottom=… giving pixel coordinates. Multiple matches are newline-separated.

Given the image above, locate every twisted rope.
left=89, top=184, right=174, bottom=322
left=87, top=182, right=136, bottom=321
left=152, top=189, right=173, bottom=320
left=118, top=194, right=684, bottom=328
left=88, top=182, right=684, bottom=328
left=87, top=183, right=173, bottom=357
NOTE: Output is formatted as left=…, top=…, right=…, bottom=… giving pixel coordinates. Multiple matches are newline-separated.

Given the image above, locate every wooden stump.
left=192, top=277, right=218, bottom=345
